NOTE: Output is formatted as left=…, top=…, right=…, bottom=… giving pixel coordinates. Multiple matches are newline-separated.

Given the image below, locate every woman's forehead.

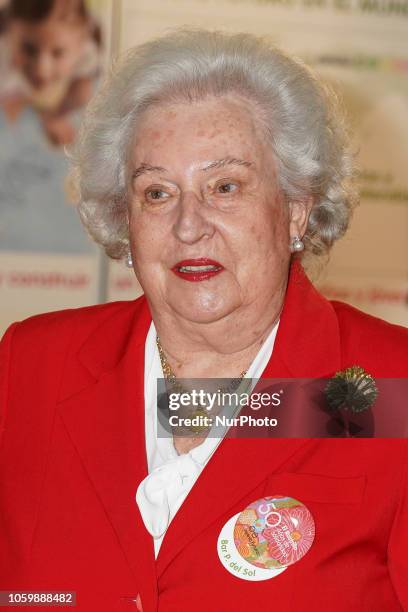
left=132, top=96, right=271, bottom=167
left=137, top=95, right=258, bottom=131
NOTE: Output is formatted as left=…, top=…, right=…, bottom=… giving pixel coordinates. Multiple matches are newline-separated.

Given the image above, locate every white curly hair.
left=69, top=28, right=358, bottom=262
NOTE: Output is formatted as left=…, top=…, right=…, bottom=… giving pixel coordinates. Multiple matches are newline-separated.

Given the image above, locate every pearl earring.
left=290, top=235, right=304, bottom=253
left=125, top=252, right=133, bottom=268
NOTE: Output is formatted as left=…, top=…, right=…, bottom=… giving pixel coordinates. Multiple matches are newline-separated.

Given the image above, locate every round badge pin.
left=217, top=495, right=315, bottom=581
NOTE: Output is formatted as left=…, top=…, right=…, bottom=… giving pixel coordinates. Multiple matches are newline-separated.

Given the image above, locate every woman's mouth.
left=171, top=258, right=224, bottom=282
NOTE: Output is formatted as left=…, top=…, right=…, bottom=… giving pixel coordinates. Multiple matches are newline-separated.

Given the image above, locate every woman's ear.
left=288, top=197, right=313, bottom=240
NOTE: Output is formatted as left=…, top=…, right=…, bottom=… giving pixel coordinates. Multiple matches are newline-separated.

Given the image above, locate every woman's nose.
left=172, top=191, right=215, bottom=244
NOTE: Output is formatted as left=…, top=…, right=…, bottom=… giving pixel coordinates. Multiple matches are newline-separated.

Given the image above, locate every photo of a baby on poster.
left=0, top=0, right=106, bottom=254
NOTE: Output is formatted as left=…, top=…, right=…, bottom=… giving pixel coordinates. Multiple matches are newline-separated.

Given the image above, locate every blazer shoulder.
left=0, top=296, right=148, bottom=421
left=330, top=300, right=408, bottom=375
left=4, top=296, right=145, bottom=351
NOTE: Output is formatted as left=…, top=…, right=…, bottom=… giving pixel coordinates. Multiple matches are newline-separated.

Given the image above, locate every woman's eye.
left=146, top=189, right=169, bottom=201
left=216, top=182, right=238, bottom=194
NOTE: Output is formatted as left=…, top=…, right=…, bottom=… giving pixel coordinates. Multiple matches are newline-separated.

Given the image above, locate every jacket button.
left=118, top=594, right=143, bottom=610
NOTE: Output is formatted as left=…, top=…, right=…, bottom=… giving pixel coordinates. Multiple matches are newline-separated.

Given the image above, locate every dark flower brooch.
left=325, top=366, right=378, bottom=437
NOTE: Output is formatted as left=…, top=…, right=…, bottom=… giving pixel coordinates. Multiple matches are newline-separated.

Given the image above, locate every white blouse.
left=136, top=319, right=280, bottom=558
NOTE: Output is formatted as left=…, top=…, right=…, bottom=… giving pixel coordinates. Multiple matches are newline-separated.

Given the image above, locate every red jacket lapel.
left=57, top=298, right=158, bottom=609
left=266, top=260, right=342, bottom=378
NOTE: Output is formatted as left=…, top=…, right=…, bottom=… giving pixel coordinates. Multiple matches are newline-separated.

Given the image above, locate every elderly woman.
left=1, top=29, right=407, bottom=612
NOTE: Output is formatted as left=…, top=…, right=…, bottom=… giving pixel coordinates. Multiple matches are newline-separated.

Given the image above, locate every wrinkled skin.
left=128, top=94, right=311, bottom=378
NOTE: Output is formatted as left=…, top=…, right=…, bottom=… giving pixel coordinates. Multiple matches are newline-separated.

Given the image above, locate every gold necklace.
left=156, top=336, right=248, bottom=434
left=156, top=336, right=247, bottom=384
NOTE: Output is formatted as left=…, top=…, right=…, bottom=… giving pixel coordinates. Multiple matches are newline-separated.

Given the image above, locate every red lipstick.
left=171, top=258, right=224, bottom=282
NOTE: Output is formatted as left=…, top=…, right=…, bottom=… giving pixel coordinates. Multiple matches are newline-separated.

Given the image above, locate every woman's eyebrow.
left=201, top=158, right=254, bottom=171
left=132, top=163, right=167, bottom=180
left=132, top=157, right=254, bottom=180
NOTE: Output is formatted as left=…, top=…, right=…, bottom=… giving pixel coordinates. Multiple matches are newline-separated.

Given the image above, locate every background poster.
left=0, top=0, right=113, bottom=332
left=107, top=0, right=407, bottom=327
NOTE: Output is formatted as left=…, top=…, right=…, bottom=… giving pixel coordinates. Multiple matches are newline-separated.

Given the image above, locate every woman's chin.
left=167, top=292, right=240, bottom=325
left=176, top=309, right=227, bottom=324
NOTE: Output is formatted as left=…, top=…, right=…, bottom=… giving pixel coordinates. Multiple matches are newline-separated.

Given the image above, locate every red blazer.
left=1, top=261, right=408, bottom=612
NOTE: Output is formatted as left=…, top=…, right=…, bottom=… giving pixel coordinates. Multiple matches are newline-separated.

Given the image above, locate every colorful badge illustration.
left=217, top=496, right=315, bottom=581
